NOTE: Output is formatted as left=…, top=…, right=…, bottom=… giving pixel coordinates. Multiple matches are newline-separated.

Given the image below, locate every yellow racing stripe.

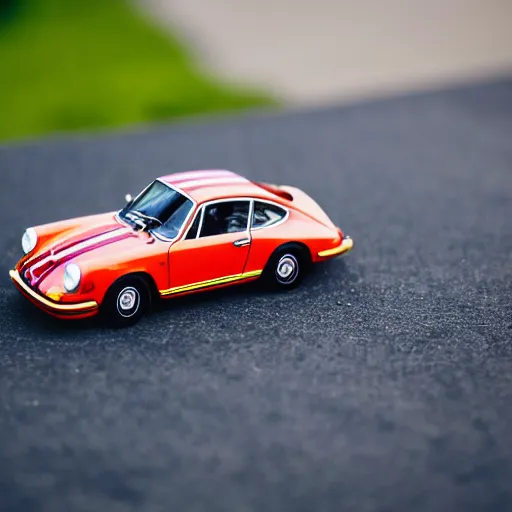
left=160, top=270, right=262, bottom=297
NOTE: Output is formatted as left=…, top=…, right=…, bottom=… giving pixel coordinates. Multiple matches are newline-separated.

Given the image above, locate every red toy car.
left=10, top=170, right=353, bottom=326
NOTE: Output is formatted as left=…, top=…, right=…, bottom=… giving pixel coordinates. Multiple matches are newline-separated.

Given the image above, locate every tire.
left=262, top=243, right=310, bottom=291
left=101, top=275, right=151, bottom=327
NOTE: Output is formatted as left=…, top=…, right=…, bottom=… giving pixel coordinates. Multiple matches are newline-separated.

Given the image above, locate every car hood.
left=19, top=214, right=148, bottom=288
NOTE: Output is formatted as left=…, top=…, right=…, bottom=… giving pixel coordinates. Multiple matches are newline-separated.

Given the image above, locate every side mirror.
left=125, top=193, right=133, bottom=204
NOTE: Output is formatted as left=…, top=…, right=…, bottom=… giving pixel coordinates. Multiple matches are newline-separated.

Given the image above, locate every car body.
left=10, top=169, right=353, bottom=325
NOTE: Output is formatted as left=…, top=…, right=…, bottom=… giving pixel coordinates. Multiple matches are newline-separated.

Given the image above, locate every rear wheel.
left=101, top=275, right=151, bottom=327
left=262, top=244, right=310, bottom=290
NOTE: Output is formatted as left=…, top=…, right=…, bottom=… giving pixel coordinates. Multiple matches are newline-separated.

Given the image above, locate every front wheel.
left=101, top=275, right=151, bottom=327
left=262, top=244, right=310, bottom=291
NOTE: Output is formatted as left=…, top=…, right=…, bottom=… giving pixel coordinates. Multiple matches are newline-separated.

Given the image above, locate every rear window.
left=252, top=201, right=287, bottom=229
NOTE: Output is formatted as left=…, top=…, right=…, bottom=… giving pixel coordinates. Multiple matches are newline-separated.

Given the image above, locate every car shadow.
left=152, top=258, right=355, bottom=315
left=4, top=259, right=356, bottom=335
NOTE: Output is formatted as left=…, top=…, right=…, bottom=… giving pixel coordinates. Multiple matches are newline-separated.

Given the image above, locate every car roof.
left=159, top=169, right=282, bottom=204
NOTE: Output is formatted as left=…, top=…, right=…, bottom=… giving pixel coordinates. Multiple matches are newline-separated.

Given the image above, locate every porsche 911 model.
left=10, top=170, right=353, bottom=326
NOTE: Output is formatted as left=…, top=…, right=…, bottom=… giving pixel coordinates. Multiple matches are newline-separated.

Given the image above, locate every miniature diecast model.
left=10, top=170, right=353, bottom=326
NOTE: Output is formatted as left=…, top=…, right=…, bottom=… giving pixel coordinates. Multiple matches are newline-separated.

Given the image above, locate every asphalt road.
left=1, top=79, right=512, bottom=512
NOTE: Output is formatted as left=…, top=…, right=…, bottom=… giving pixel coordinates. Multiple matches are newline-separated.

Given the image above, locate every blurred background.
left=1, top=0, right=511, bottom=143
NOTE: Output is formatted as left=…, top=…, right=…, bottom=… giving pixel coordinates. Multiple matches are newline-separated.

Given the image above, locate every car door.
left=167, top=199, right=252, bottom=292
left=243, top=200, right=290, bottom=273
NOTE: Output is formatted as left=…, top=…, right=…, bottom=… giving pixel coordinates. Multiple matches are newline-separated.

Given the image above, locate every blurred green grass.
left=0, top=0, right=274, bottom=142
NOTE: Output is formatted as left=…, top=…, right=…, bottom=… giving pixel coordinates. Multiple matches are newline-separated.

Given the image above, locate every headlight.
left=63, top=263, right=81, bottom=292
left=21, top=228, right=38, bottom=254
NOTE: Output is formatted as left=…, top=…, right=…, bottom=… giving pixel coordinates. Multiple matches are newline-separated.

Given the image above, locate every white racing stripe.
left=178, top=176, right=248, bottom=190
left=164, top=170, right=236, bottom=184
left=29, top=227, right=131, bottom=277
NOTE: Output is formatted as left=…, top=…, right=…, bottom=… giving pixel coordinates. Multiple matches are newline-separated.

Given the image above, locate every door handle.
left=233, top=238, right=251, bottom=247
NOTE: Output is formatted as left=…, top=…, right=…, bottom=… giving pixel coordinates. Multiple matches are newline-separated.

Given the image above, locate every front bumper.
left=317, top=236, right=354, bottom=258
left=9, top=269, right=98, bottom=319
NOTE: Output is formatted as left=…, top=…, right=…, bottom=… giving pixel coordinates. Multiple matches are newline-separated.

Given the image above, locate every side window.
left=199, top=201, right=250, bottom=238
left=185, top=209, right=201, bottom=239
left=252, top=201, right=287, bottom=229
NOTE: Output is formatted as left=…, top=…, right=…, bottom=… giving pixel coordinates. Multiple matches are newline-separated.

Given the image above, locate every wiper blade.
left=124, top=211, right=145, bottom=229
left=130, top=210, right=162, bottom=229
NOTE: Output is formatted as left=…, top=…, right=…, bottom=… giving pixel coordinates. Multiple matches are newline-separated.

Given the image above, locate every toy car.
left=10, top=170, right=353, bottom=326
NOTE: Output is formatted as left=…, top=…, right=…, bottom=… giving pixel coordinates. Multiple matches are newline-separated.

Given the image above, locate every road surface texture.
left=1, top=79, right=512, bottom=512
left=141, top=0, right=512, bottom=104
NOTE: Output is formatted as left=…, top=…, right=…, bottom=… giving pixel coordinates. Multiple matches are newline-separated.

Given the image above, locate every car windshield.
left=120, top=180, right=193, bottom=239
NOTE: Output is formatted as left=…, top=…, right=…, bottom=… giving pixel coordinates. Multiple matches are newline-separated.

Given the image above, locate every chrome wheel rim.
left=117, top=286, right=140, bottom=317
left=275, top=254, right=299, bottom=284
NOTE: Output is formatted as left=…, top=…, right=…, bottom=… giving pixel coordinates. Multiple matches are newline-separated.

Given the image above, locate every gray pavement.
left=1, top=78, right=512, bottom=511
